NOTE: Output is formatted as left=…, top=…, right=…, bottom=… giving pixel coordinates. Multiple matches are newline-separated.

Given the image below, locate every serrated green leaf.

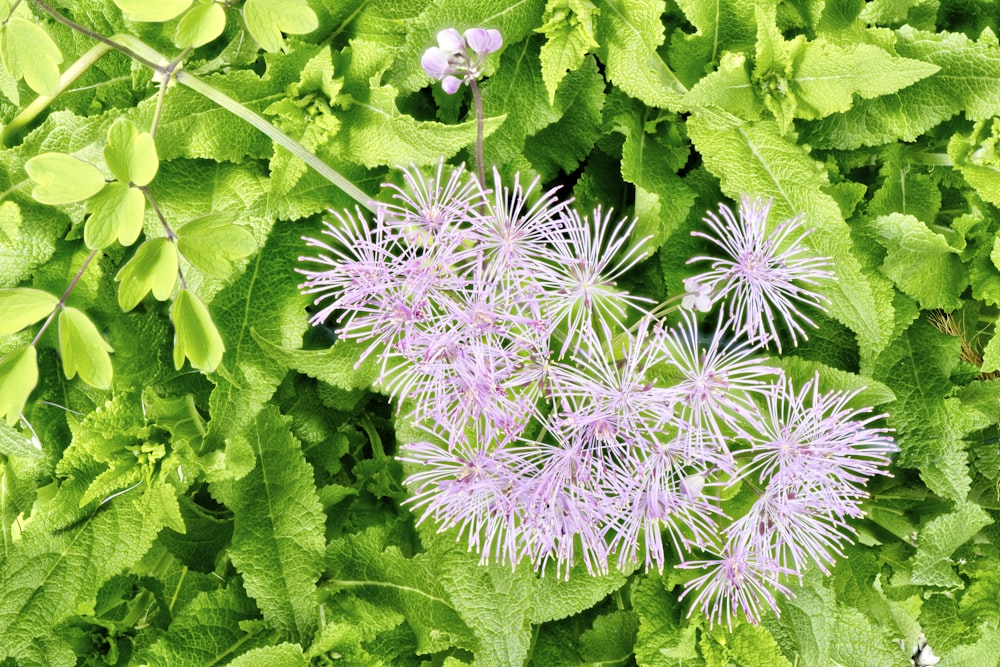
left=578, top=610, right=639, bottom=663
left=0, top=288, right=58, bottom=335
left=683, top=52, right=763, bottom=119
left=84, top=182, right=145, bottom=249
left=58, top=307, right=113, bottom=390
left=0, top=18, right=63, bottom=97
left=0, top=345, right=36, bottom=427
left=670, top=0, right=758, bottom=87
left=113, top=0, right=192, bottom=22
left=243, top=0, right=318, bottom=52
left=949, top=118, right=1000, bottom=207
left=686, top=110, right=895, bottom=363
left=594, top=0, right=686, bottom=110
left=175, top=1, right=227, bottom=48
left=830, top=606, right=910, bottom=666
left=25, top=153, right=106, bottom=206
left=115, top=238, right=179, bottom=311
left=171, top=289, right=225, bottom=372
left=0, top=200, right=22, bottom=248
left=253, top=335, right=378, bottom=391
left=226, top=643, right=307, bottom=667
left=872, top=213, right=966, bottom=311
left=537, top=0, right=601, bottom=102
left=176, top=213, right=257, bottom=278
left=104, top=119, right=158, bottom=187
left=633, top=574, right=703, bottom=666
left=210, top=406, right=325, bottom=644
left=912, top=501, right=993, bottom=587
left=867, top=145, right=942, bottom=222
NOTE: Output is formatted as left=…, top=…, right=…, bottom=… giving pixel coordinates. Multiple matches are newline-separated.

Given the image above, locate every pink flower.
left=421, top=27, right=503, bottom=94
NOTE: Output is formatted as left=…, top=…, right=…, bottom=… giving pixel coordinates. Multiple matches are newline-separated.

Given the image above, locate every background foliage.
left=2, top=0, right=1000, bottom=665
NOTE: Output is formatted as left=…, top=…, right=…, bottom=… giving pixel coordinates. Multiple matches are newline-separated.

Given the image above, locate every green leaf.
left=872, top=213, right=966, bottom=311
left=171, top=289, right=225, bottom=372
left=115, top=238, right=179, bottom=311
left=226, top=643, right=307, bottom=667
left=594, top=0, right=686, bottom=110
left=176, top=213, right=258, bottom=278
left=537, top=0, right=601, bottom=102
left=669, top=0, right=757, bottom=87
left=830, top=606, right=910, bottom=666
left=0, top=288, right=58, bottom=335
left=912, top=501, right=993, bottom=587
left=210, top=406, right=326, bottom=644
left=25, top=153, right=106, bottom=206
left=949, top=118, right=1000, bottom=207
left=175, top=1, right=227, bottom=48
left=243, top=0, right=318, bottom=52
left=0, top=345, right=36, bottom=427
left=633, top=574, right=703, bottom=666
left=58, top=307, right=113, bottom=390
left=254, top=335, right=378, bottom=391
left=686, top=110, right=895, bottom=364
left=84, top=182, right=145, bottom=249
left=0, top=18, right=63, bottom=97
left=683, top=52, right=763, bottom=120
left=113, top=0, right=192, bottom=22
left=104, top=119, right=159, bottom=187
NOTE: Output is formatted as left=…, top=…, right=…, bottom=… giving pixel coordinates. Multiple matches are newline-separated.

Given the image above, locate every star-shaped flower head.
left=422, top=27, right=503, bottom=94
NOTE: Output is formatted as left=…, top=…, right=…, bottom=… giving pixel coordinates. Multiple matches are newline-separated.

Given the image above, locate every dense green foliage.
left=2, top=0, right=1000, bottom=665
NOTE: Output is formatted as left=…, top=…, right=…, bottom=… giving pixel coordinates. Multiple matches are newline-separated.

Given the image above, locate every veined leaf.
left=243, top=0, right=318, bottom=52
left=115, top=238, right=179, bottom=311
left=175, top=1, right=227, bottom=48
left=0, top=288, right=58, bottom=335
left=84, top=182, right=145, bottom=249
left=25, top=153, right=106, bottom=206
left=113, top=0, right=192, bottom=22
left=0, top=18, right=63, bottom=97
left=0, top=345, right=36, bottom=427
left=537, top=0, right=600, bottom=103
left=171, top=289, right=225, bottom=372
left=58, top=307, right=113, bottom=390
left=912, top=501, right=992, bottom=587
left=176, top=213, right=257, bottom=278
left=104, top=119, right=159, bottom=187
left=872, top=213, right=966, bottom=311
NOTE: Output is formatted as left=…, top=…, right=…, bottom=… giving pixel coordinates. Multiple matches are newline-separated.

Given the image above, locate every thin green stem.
left=31, top=248, right=99, bottom=346
left=2, top=42, right=113, bottom=145
left=140, top=185, right=186, bottom=289
left=906, top=151, right=954, bottom=167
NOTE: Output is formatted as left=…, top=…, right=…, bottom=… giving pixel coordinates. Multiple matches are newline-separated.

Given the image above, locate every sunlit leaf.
left=0, top=345, right=36, bottom=426
left=243, top=0, right=317, bottom=52
left=175, top=1, right=227, bottom=48
left=105, top=118, right=159, bottom=187
left=115, top=238, right=179, bottom=311
left=176, top=213, right=257, bottom=278
left=0, top=288, right=58, bottom=335
left=25, top=153, right=106, bottom=206
left=0, top=18, right=63, bottom=97
left=84, top=182, right=146, bottom=249
left=58, top=307, right=113, bottom=390
left=113, top=0, right=192, bottom=22
left=172, top=289, right=225, bottom=372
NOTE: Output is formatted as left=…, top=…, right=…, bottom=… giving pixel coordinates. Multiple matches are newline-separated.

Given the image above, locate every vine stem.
left=31, top=248, right=99, bottom=347
left=28, top=0, right=375, bottom=212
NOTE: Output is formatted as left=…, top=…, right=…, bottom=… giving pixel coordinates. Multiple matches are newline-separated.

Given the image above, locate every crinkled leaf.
left=0, top=345, right=36, bottom=427
left=227, top=643, right=307, bottom=667
left=176, top=213, right=257, bottom=278
left=243, top=0, right=318, bottom=52
left=0, top=18, right=63, bottom=97
left=872, top=213, right=966, bottom=311
left=253, top=335, right=379, bottom=391
left=912, top=501, right=993, bottom=587
left=670, top=0, right=758, bottom=87
left=633, top=574, right=703, bottom=666
left=115, top=238, right=179, bottom=311
left=104, top=118, right=159, bottom=187
left=84, top=182, right=145, bottom=249
left=171, top=289, right=225, bottom=372
left=0, top=288, right=58, bottom=335
left=25, top=153, right=106, bottom=206
left=175, top=1, right=227, bottom=48
left=58, top=307, right=113, bottom=390
left=537, top=0, right=601, bottom=102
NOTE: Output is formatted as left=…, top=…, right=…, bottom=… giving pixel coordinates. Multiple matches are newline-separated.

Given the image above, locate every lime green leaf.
left=243, top=0, right=318, bottom=52
left=831, top=606, right=910, bottom=666
left=949, top=118, right=1000, bottom=207
left=253, top=335, right=378, bottom=391
left=175, top=1, right=227, bottom=48
left=867, top=145, right=941, bottom=222
left=578, top=610, right=639, bottom=663
left=537, top=0, right=600, bottom=102
left=684, top=52, right=763, bottom=120
left=25, top=153, right=106, bottom=206
left=171, top=289, right=225, bottom=372
left=104, top=119, right=159, bottom=187
left=58, top=307, right=113, bottom=390
left=176, top=213, right=257, bottom=278
left=226, top=643, right=307, bottom=667
left=594, top=0, right=686, bottom=110
left=0, top=288, right=58, bottom=335
left=912, top=501, right=993, bottom=587
left=0, top=345, right=36, bottom=427
left=84, top=182, right=145, bottom=249
left=209, top=407, right=325, bottom=644
left=115, top=238, right=179, bottom=311
left=872, top=213, right=966, bottom=311
left=686, top=110, right=895, bottom=363
left=670, top=0, right=757, bottom=87
left=633, top=574, right=702, bottom=665
left=113, top=0, right=192, bottom=22
left=0, top=18, right=63, bottom=97
left=0, top=200, right=22, bottom=247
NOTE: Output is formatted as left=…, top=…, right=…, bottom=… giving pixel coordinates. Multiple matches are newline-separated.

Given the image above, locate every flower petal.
left=465, top=28, right=502, bottom=55
left=421, top=47, right=452, bottom=79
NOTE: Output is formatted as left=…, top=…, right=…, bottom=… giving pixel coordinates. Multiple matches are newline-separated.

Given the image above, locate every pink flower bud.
left=436, top=28, right=466, bottom=53
left=421, top=47, right=453, bottom=80
left=464, top=28, right=502, bottom=55
left=441, top=75, right=463, bottom=94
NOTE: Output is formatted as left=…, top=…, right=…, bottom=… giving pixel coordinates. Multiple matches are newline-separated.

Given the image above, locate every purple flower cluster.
left=422, top=28, right=503, bottom=94
left=299, top=162, right=896, bottom=628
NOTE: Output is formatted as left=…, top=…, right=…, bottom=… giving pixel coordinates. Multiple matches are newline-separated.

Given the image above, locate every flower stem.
left=470, top=78, right=486, bottom=187
left=31, top=248, right=98, bottom=347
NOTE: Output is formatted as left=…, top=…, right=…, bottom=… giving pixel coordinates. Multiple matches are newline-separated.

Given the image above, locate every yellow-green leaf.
left=113, top=0, right=192, bottom=22
left=105, top=118, right=159, bottom=186
left=0, top=18, right=63, bottom=97
left=116, top=238, right=179, bottom=311
left=243, top=0, right=317, bottom=52
left=0, top=288, right=59, bottom=335
left=172, top=289, right=225, bottom=372
left=85, top=182, right=146, bottom=249
left=59, top=307, right=113, bottom=390
left=0, top=345, right=37, bottom=426
left=176, top=213, right=257, bottom=278
left=25, top=153, right=106, bottom=205
left=175, top=1, right=226, bottom=48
